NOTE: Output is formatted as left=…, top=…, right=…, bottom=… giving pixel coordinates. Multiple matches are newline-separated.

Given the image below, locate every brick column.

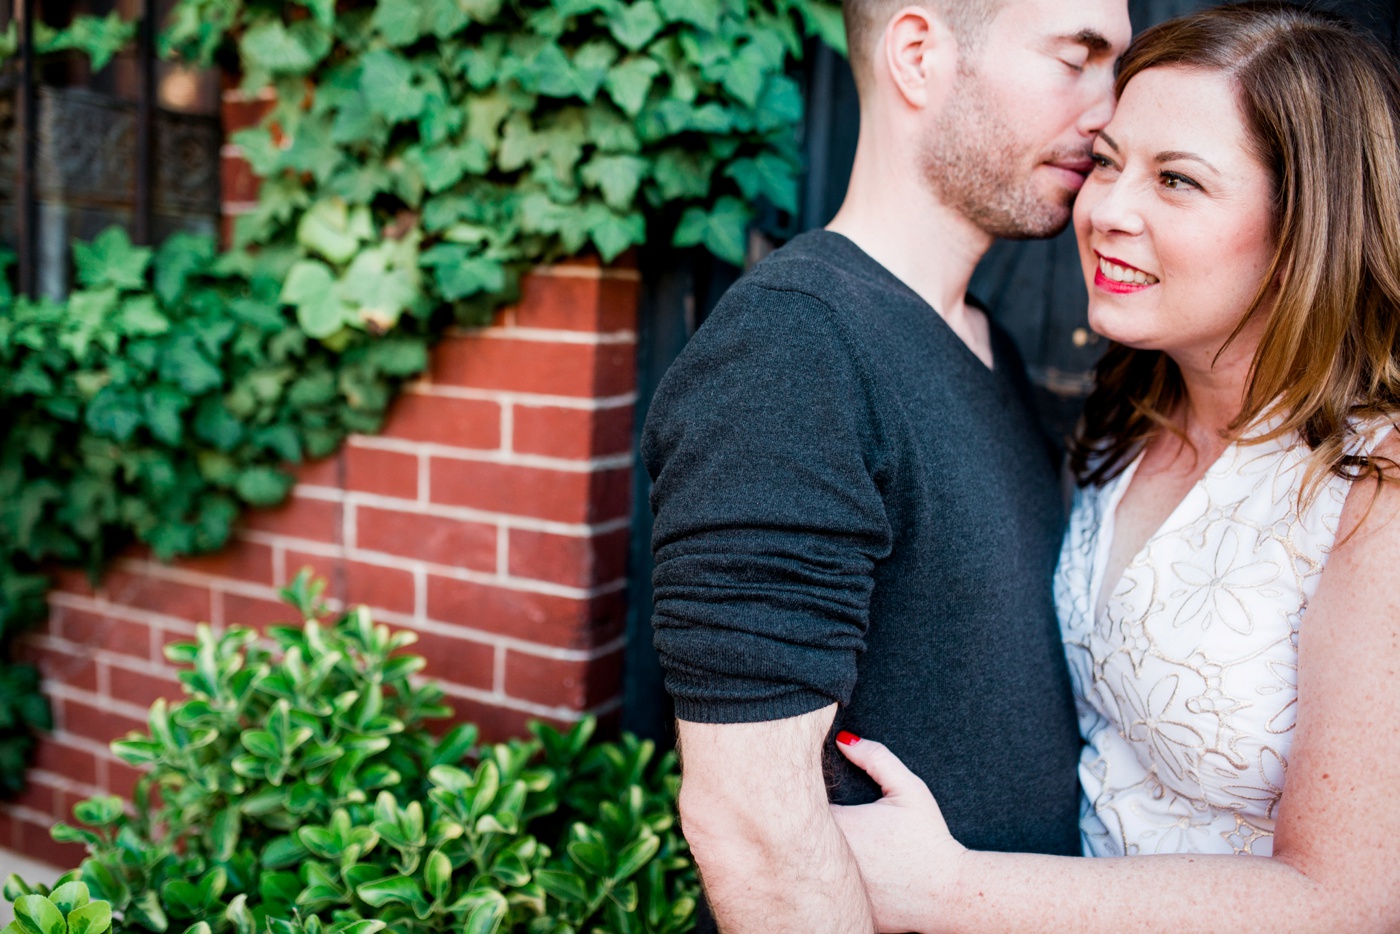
left=0, top=86, right=640, bottom=869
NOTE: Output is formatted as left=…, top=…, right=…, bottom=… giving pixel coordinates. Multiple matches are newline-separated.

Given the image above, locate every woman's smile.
left=1093, top=252, right=1159, bottom=292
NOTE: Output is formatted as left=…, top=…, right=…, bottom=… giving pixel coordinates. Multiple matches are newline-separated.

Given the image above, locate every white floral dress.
left=1055, top=422, right=1390, bottom=857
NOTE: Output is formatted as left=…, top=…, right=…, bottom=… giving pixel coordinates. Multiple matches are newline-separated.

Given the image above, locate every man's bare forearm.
left=677, top=706, right=876, bottom=933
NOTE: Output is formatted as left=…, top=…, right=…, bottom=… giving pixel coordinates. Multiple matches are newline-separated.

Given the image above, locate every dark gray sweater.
left=643, top=230, right=1081, bottom=859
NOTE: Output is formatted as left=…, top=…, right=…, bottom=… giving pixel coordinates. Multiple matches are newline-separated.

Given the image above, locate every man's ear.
left=880, top=6, right=959, bottom=110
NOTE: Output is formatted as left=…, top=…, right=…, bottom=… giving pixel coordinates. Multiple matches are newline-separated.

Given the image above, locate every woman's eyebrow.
left=1156, top=150, right=1220, bottom=173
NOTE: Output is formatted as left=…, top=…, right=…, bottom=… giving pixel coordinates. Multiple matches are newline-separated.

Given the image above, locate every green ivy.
left=0, top=0, right=843, bottom=792
left=3, top=573, right=698, bottom=933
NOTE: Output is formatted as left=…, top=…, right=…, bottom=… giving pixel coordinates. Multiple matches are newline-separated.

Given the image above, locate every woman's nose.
left=1089, top=179, right=1145, bottom=237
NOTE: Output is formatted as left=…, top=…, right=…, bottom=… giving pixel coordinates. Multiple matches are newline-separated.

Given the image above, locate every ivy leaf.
left=371, top=1, right=424, bottom=46
left=296, top=199, right=371, bottom=264
left=240, top=19, right=316, bottom=75
left=586, top=205, right=645, bottom=262
left=460, top=0, right=504, bottom=19
left=422, top=0, right=470, bottom=38
left=755, top=74, right=804, bottom=131
left=725, top=151, right=799, bottom=213
left=283, top=115, right=341, bottom=184
left=338, top=246, right=417, bottom=331
left=465, top=92, right=513, bottom=154
left=116, top=294, right=170, bottom=336
left=609, top=1, right=663, bottom=50
left=230, top=127, right=282, bottom=176
left=281, top=261, right=353, bottom=339
left=571, top=41, right=619, bottom=102
left=143, top=387, right=188, bottom=446
left=160, top=334, right=225, bottom=395
left=236, top=467, right=294, bottom=507
left=194, top=399, right=245, bottom=451
left=581, top=154, right=647, bottom=210
left=153, top=231, right=216, bottom=304
left=359, top=50, right=426, bottom=123
left=673, top=196, right=751, bottom=265
left=73, top=226, right=152, bottom=290
left=421, top=244, right=505, bottom=300
left=604, top=56, right=661, bottom=117
left=295, top=0, right=336, bottom=28
left=522, top=43, right=577, bottom=98
left=658, top=0, right=723, bottom=32
left=86, top=387, right=143, bottom=442
left=796, top=0, right=848, bottom=55
left=651, top=147, right=715, bottom=200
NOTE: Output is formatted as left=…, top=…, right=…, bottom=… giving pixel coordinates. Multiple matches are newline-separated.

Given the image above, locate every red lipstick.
left=1093, top=253, right=1157, bottom=294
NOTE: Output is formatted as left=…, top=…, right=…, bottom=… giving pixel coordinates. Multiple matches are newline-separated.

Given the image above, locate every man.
left=641, top=1, right=1131, bottom=930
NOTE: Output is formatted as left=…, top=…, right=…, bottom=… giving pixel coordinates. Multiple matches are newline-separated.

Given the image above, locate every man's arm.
left=678, top=704, right=874, bottom=934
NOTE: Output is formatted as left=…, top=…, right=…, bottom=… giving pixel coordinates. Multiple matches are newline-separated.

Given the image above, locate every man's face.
left=922, top=0, right=1132, bottom=240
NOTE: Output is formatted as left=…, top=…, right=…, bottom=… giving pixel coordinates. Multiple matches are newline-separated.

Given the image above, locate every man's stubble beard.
left=921, top=69, right=1076, bottom=241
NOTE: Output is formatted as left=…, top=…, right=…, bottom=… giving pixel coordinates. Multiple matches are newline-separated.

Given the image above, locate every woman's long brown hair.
left=1069, top=2, right=1400, bottom=499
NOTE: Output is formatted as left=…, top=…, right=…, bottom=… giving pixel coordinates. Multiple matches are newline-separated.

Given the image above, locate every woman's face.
left=1073, top=66, right=1279, bottom=370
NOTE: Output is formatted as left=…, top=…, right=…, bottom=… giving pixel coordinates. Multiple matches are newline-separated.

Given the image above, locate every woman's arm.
left=834, top=433, right=1400, bottom=934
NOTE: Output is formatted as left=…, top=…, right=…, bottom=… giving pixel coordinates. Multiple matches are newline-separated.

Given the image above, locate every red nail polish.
left=836, top=730, right=861, bottom=746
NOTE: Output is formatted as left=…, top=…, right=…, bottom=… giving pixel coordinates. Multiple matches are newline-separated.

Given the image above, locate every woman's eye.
left=1160, top=172, right=1197, bottom=191
left=1060, top=58, right=1086, bottom=73
left=1090, top=153, right=1114, bottom=169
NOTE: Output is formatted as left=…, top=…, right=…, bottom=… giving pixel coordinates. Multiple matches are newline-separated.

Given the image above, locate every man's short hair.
left=842, top=0, right=1002, bottom=90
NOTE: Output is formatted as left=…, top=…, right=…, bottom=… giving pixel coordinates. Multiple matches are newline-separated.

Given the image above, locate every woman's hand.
left=830, top=732, right=968, bottom=933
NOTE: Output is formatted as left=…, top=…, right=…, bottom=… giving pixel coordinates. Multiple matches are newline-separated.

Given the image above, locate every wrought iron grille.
left=2, top=0, right=220, bottom=300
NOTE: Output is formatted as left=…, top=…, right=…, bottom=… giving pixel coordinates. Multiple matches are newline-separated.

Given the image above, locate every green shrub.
left=2, top=572, right=696, bottom=933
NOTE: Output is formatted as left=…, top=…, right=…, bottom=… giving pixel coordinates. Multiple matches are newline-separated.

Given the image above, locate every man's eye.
left=1060, top=58, right=1086, bottom=73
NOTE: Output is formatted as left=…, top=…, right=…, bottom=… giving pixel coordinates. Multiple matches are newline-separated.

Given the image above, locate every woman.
left=829, top=3, right=1400, bottom=930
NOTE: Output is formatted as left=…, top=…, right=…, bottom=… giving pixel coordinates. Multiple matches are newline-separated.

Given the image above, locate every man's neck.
left=826, top=140, right=997, bottom=364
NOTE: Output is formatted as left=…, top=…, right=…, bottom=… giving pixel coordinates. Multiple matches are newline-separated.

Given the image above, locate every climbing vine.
left=0, top=0, right=844, bottom=792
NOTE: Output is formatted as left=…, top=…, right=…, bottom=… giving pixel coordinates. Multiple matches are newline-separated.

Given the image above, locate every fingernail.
left=836, top=730, right=861, bottom=746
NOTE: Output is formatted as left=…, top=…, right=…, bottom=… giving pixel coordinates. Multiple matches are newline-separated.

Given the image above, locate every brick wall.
left=0, top=86, right=640, bottom=869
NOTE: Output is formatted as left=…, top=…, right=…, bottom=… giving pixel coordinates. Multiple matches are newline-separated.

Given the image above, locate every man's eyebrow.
left=1156, top=150, right=1220, bottom=173
left=1063, top=29, right=1113, bottom=53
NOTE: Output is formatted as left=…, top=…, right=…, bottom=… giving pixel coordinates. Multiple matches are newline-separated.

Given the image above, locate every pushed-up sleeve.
left=641, top=286, right=893, bottom=724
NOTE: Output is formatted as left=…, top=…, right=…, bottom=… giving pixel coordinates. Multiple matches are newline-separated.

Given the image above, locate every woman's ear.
left=880, top=6, right=959, bottom=110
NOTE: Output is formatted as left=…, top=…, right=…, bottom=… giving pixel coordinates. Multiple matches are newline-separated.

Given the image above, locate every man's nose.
left=1077, top=74, right=1117, bottom=137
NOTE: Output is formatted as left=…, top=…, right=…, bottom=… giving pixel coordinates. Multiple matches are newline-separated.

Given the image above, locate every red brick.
left=0, top=807, right=16, bottom=850
left=345, top=445, right=419, bottom=499
left=219, top=213, right=239, bottom=251
left=512, top=404, right=633, bottom=459
left=18, top=642, right=100, bottom=693
left=51, top=567, right=97, bottom=597
left=511, top=271, right=640, bottom=333
left=344, top=560, right=417, bottom=617
left=106, top=664, right=183, bottom=711
left=438, top=693, right=563, bottom=745
left=102, top=571, right=212, bottom=624
left=220, top=153, right=261, bottom=204
left=382, top=393, right=501, bottom=449
left=296, top=452, right=344, bottom=488
left=503, top=648, right=624, bottom=710
left=55, top=609, right=151, bottom=660
left=432, top=337, right=635, bottom=397
left=430, top=460, right=630, bottom=523
left=354, top=505, right=497, bottom=571
left=15, top=814, right=87, bottom=870
left=425, top=578, right=625, bottom=648
left=242, top=494, right=342, bottom=544
left=171, top=539, right=275, bottom=586
left=11, top=774, right=58, bottom=816
left=222, top=94, right=275, bottom=134
left=507, top=528, right=630, bottom=588
left=32, top=740, right=100, bottom=788
left=107, top=759, right=146, bottom=800
left=220, top=591, right=295, bottom=629
left=61, top=699, right=146, bottom=748
left=406, top=629, right=496, bottom=692
left=285, top=550, right=416, bottom=616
